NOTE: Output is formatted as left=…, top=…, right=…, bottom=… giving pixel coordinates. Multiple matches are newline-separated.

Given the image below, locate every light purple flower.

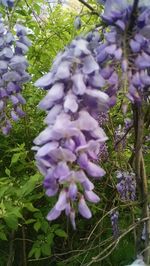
left=84, top=190, right=100, bottom=203
left=78, top=197, right=92, bottom=219
left=47, top=207, right=61, bottom=221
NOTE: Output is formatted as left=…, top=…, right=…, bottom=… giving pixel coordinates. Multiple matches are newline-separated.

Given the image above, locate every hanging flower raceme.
left=34, top=37, right=110, bottom=229
left=110, top=210, right=119, bottom=238
left=0, top=20, right=31, bottom=134
left=100, top=0, right=150, bottom=103
left=116, top=171, right=136, bottom=201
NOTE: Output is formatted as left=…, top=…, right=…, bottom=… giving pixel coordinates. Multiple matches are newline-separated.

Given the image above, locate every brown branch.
left=78, top=0, right=99, bottom=16
left=115, top=124, right=133, bottom=147
left=7, top=231, right=15, bottom=266
left=132, top=103, right=150, bottom=265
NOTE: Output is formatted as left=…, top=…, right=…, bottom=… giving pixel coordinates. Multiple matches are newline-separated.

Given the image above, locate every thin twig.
left=78, top=0, right=99, bottom=16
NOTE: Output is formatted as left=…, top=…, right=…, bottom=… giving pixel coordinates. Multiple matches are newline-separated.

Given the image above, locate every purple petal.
left=63, top=139, right=76, bottom=152
left=65, top=202, right=71, bottom=216
left=72, top=73, right=86, bottom=95
left=101, top=66, right=114, bottom=79
left=114, top=48, right=122, bottom=60
left=36, top=142, right=59, bottom=157
left=2, top=71, right=21, bottom=82
left=44, top=104, right=62, bottom=125
left=33, top=126, right=54, bottom=145
left=54, top=161, right=70, bottom=181
left=46, top=187, right=58, bottom=197
left=16, top=107, right=25, bottom=117
left=88, top=71, right=105, bottom=88
left=0, top=47, right=13, bottom=59
left=39, top=83, right=64, bottom=110
left=78, top=197, right=92, bottom=219
left=34, top=72, right=53, bottom=88
left=130, top=39, right=141, bottom=52
left=55, top=61, right=71, bottom=80
left=10, top=55, right=28, bottom=69
left=82, top=55, right=99, bottom=74
left=116, top=20, right=125, bottom=30
left=50, top=147, right=76, bottom=162
left=70, top=210, right=76, bottom=230
left=85, top=89, right=109, bottom=109
left=86, top=161, right=106, bottom=178
left=15, top=41, right=29, bottom=54
left=11, top=111, right=19, bottom=121
left=46, top=207, right=61, bottom=221
left=135, top=52, right=150, bottom=69
left=73, top=39, right=90, bottom=57
left=64, top=93, right=78, bottom=113
left=68, top=183, right=78, bottom=200
left=105, top=44, right=117, bottom=54
left=10, top=95, right=19, bottom=105
left=75, top=110, right=98, bottom=131
left=84, top=190, right=100, bottom=203
left=76, top=170, right=94, bottom=191
left=0, top=60, right=8, bottom=70
left=90, top=126, right=108, bottom=140
left=140, top=70, right=150, bottom=85
left=55, top=190, right=68, bottom=211
left=16, top=94, right=26, bottom=104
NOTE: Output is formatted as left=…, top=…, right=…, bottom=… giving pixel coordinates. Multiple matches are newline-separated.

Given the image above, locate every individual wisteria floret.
left=0, top=0, right=14, bottom=7
left=110, top=210, right=119, bottom=238
left=116, top=171, right=136, bottom=201
left=34, top=36, right=110, bottom=229
left=74, top=16, right=81, bottom=30
left=0, top=20, right=31, bottom=134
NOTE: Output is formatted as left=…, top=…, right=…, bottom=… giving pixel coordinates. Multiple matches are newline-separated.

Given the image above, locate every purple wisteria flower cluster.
left=0, top=20, right=31, bottom=134
left=97, top=0, right=150, bottom=103
left=110, top=210, right=119, bottom=238
left=34, top=37, right=110, bottom=229
left=116, top=171, right=136, bottom=201
left=34, top=0, right=150, bottom=228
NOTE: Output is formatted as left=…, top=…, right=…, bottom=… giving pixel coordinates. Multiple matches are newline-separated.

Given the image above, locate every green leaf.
left=16, top=9, right=27, bottom=16
left=0, top=186, right=8, bottom=198
left=24, top=202, right=39, bottom=212
left=35, top=248, right=41, bottom=259
left=25, top=219, right=36, bottom=225
left=41, top=243, right=51, bottom=256
left=20, top=173, right=42, bottom=196
left=4, top=215, right=18, bottom=230
left=46, top=233, right=54, bottom=245
left=55, top=229, right=68, bottom=239
left=34, top=221, right=41, bottom=232
left=41, top=221, right=49, bottom=233
left=0, top=232, right=7, bottom=241
left=5, top=168, right=10, bottom=177
left=28, top=248, right=35, bottom=258
left=11, top=153, right=21, bottom=165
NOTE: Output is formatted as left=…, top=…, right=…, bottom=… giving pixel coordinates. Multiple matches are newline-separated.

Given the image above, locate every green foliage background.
left=0, top=1, right=149, bottom=266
